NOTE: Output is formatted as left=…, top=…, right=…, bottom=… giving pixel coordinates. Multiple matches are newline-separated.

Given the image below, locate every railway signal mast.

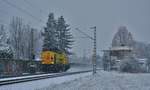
left=31, top=28, right=35, bottom=60
left=90, top=26, right=97, bottom=74
left=75, top=26, right=97, bottom=75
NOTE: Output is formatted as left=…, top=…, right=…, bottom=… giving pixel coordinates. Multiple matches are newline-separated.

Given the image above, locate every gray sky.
left=0, top=0, right=150, bottom=56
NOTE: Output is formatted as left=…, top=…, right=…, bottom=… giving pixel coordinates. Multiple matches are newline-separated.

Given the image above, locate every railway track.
left=0, top=69, right=97, bottom=86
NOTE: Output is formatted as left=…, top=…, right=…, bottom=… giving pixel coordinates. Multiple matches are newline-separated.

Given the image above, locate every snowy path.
left=42, top=71, right=150, bottom=90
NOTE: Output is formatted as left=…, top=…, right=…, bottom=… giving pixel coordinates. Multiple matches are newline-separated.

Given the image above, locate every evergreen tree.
left=57, top=16, right=73, bottom=54
left=42, top=13, right=58, bottom=51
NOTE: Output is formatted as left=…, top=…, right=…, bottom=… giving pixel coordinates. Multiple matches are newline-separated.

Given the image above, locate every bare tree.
left=9, top=17, right=23, bottom=59
left=9, top=17, right=40, bottom=60
left=0, top=24, right=13, bottom=58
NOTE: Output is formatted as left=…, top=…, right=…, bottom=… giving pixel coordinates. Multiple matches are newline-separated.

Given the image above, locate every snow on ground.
left=0, top=64, right=92, bottom=90
left=0, top=73, right=56, bottom=82
left=38, top=71, right=150, bottom=90
left=67, top=64, right=92, bottom=72
left=2, top=65, right=150, bottom=90
left=0, top=72, right=91, bottom=90
left=0, top=64, right=90, bottom=81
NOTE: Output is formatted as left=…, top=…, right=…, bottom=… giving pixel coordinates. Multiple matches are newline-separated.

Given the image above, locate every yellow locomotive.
left=41, top=51, right=70, bottom=72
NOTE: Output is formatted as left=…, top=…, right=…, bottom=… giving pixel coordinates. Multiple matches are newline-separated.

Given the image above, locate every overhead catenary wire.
left=2, top=0, right=45, bottom=23
left=23, top=0, right=35, bottom=8
left=75, top=27, right=97, bottom=75
left=23, top=0, right=47, bottom=15
left=75, top=28, right=94, bottom=40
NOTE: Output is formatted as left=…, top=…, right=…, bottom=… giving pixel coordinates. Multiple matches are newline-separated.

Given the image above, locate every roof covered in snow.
left=110, top=46, right=133, bottom=51
left=103, top=46, right=133, bottom=51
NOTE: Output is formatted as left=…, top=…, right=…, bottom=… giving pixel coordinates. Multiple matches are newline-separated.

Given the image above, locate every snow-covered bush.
left=0, top=44, right=13, bottom=59
left=0, top=25, right=13, bottom=59
left=119, top=57, right=143, bottom=73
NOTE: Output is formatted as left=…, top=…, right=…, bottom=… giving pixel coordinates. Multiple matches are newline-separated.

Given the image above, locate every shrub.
left=119, top=57, right=142, bottom=73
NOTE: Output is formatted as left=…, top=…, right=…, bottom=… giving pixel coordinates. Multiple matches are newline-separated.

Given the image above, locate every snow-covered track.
left=0, top=69, right=99, bottom=86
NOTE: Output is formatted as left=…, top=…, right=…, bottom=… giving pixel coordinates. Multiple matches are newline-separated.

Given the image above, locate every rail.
left=0, top=69, right=101, bottom=86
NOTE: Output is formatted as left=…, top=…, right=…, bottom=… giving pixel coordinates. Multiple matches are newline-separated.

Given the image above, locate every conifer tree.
left=57, top=16, right=73, bottom=54
left=42, top=13, right=58, bottom=51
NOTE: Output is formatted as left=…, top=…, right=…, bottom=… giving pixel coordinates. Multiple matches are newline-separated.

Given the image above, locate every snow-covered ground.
left=67, top=64, right=92, bottom=72
left=38, top=71, right=150, bottom=90
left=0, top=73, right=91, bottom=90
left=0, top=66, right=92, bottom=90
left=0, top=73, right=56, bottom=82
left=2, top=65, right=150, bottom=90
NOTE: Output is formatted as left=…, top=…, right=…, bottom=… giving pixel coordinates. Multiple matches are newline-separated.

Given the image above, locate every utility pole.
left=90, top=26, right=97, bottom=74
left=31, top=28, right=35, bottom=60
left=75, top=26, right=97, bottom=75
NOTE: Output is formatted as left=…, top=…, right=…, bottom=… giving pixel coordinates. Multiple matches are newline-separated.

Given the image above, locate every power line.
left=75, top=28, right=94, bottom=40
left=23, top=0, right=34, bottom=7
left=23, top=0, right=47, bottom=15
left=75, top=27, right=97, bottom=75
left=2, top=0, right=44, bottom=23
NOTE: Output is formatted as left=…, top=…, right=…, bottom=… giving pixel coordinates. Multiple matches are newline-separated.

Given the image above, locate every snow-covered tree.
left=42, top=13, right=58, bottom=51
left=57, top=16, right=73, bottom=54
left=9, top=17, right=39, bottom=60
left=9, top=17, right=23, bottom=59
left=112, top=26, right=134, bottom=47
left=0, top=24, right=13, bottom=59
left=111, top=26, right=150, bottom=59
left=21, top=25, right=34, bottom=60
